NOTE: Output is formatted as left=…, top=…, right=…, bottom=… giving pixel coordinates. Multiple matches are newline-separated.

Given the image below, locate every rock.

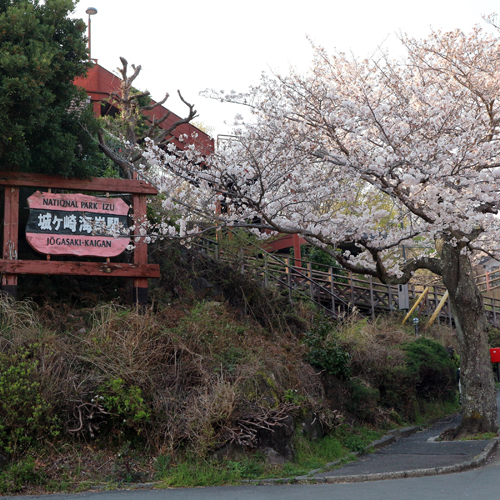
left=256, top=415, right=295, bottom=462
left=299, top=412, right=324, bottom=441
left=191, top=277, right=213, bottom=294
left=190, top=277, right=222, bottom=299
left=209, top=443, right=246, bottom=462
left=261, top=447, right=287, bottom=465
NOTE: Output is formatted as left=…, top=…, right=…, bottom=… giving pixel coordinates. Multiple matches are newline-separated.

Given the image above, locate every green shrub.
left=488, top=327, right=500, bottom=348
left=345, top=378, right=380, bottom=422
left=304, top=316, right=351, bottom=379
left=98, top=378, right=150, bottom=435
left=0, top=458, right=46, bottom=494
left=0, top=348, right=60, bottom=455
left=376, top=365, right=417, bottom=421
left=403, top=337, right=456, bottom=402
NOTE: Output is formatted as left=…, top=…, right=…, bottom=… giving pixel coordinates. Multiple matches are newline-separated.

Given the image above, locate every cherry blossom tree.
left=143, top=25, right=500, bottom=437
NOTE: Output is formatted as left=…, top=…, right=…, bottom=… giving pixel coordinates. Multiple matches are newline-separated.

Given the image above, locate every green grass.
left=412, top=398, right=460, bottom=425
left=459, top=432, right=497, bottom=441
left=335, top=425, right=384, bottom=454
left=158, top=426, right=384, bottom=487
left=159, top=460, right=245, bottom=487
left=0, top=458, right=47, bottom=494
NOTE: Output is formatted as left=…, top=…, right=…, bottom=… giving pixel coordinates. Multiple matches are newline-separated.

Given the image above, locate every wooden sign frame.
left=0, top=171, right=160, bottom=305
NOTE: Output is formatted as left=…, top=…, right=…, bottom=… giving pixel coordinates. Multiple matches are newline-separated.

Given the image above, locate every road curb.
left=248, top=425, right=424, bottom=485
left=314, top=437, right=499, bottom=484
left=90, top=481, right=161, bottom=491
left=249, top=424, right=498, bottom=486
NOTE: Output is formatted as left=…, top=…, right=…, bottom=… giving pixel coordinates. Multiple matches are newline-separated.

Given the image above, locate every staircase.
left=195, top=237, right=500, bottom=328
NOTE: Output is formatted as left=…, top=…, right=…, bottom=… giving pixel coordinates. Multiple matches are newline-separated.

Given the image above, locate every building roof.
left=74, top=62, right=214, bottom=155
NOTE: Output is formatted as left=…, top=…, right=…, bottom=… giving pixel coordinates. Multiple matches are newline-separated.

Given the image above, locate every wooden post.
left=409, top=282, right=415, bottom=300
left=329, top=266, right=336, bottom=314
left=426, top=290, right=449, bottom=329
left=402, top=287, right=429, bottom=325
left=308, top=262, right=313, bottom=298
left=387, top=284, right=393, bottom=311
left=2, top=187, right=19, bottom=298
left=264, top=254, right=268, bottom=288
left=369, top=276, right=375, bottom=320
left=349, top=271, right=355, bottom=306
left=285, top=257, right=292, bottom=301
left=493, top=298, right=497, bottom=327
left=132, top=193, right=148, bottom=306
left=486, top=271, right=491, bottom=291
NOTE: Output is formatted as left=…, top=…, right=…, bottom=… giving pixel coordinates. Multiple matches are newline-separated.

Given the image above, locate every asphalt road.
left=7, top=392, right=500, bottom=500
left=5, top=448, right=499, bottom=500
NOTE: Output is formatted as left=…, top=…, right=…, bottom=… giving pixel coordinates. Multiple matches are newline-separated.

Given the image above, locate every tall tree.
left=0, top=0, right=101, bottom=177
left=143, top=25, right=500, bottom=437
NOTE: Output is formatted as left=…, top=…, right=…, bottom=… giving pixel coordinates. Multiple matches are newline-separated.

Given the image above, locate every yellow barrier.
left=402, top=287, right=429, bottom=325
left=425, top=290, right=449, bottom=329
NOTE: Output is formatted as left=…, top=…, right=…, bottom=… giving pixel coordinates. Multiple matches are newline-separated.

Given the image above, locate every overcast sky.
left=72, top=0, right=499, bottom=138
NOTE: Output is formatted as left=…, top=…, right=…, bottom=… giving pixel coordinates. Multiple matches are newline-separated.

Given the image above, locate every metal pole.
left=88, top=14, right=91, bottom=60
left=85, top=8, right=98, bottom=61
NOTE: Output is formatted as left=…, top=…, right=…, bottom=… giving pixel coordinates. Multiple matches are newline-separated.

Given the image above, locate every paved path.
left=314, top=414, right=490, bottom=477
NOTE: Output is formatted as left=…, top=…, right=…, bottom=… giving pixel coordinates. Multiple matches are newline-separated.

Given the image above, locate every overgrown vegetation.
left=0, top=277, right=460, bottom=494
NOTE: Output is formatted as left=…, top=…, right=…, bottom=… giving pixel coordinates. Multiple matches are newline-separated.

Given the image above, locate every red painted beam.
left=0, top=172, right=158, bottom=195
left=2, top=187, right=19, bottom=290
left=0, top=260, right=160, bottom=278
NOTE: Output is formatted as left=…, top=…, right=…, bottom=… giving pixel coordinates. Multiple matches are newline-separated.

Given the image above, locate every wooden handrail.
left=191, top=232, right=500, bottom=327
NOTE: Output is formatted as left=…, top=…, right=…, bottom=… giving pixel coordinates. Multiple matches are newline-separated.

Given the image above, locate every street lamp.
left=412, top=317, right=420, bottom=337
left=86, top=7, right=98, bottom=61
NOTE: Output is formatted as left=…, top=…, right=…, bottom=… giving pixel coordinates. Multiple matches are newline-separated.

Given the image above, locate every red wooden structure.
left=74, top=63, right=214, bottom=156
left=0, top=172, right=160, bottom=305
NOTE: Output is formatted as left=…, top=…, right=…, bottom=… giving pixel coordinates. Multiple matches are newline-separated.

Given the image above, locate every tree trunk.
left=440, top=242, right=498, bottom=437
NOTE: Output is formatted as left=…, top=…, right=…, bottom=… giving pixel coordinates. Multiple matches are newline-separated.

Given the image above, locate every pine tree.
left=0, top=0, right=101, bottom=177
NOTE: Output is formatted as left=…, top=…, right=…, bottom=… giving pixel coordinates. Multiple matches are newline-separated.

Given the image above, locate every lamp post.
left=412, top=317, right=420, bottom=337
left=86, top=7, right=98, bottom=61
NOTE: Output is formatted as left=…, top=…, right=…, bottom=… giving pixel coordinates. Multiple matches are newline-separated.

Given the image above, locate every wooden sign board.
left=0, top=171, right=160, bottom=305
left=26, top=192, right=130, bottom=257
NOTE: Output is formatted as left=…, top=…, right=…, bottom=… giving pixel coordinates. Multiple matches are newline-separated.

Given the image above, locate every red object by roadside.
left=489, top=348, right=500, bottom=363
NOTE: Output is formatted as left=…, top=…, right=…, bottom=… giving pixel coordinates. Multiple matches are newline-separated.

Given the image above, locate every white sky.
left=72, top=0, right=499, bottom=138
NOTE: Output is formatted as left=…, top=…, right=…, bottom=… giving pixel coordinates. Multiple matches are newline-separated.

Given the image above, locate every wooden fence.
left=195, top=237, right=500, bottom=327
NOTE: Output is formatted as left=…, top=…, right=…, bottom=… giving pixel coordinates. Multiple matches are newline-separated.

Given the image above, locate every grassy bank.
left=0, top=292, right=460, bottom=494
